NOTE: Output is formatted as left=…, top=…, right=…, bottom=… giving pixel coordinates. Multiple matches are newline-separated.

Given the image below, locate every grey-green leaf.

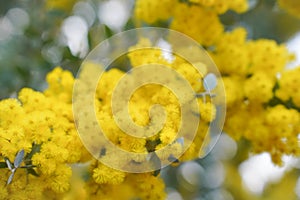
left=4, top=158, right=12, bottom=171
left=14, top=149, right=25, bottom=168
left=25, top=143, right=41, bottom=160
left=7, top=171, right=15, bottom=185
left=203, top=73, right=217, bottom=91
left=149, top=152, right=161, bottom=176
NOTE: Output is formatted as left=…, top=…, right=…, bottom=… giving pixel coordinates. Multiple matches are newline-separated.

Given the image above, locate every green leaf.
left=0, top=162, right=7, bottom=168
left=104, top=25, right=114, bottom=38
left=146, top=139, right=161, bottom=152
left=27, top=168, right=39, bottom=177
left=25, top=143, right=41, bottom=161
left=124, top=19, right=135, bottom=31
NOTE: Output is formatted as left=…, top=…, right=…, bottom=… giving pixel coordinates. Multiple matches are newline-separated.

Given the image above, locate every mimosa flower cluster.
left=0, top=43, right=215, bottom=199
left=0, top=0, right=300, bottom=199
left=0, top=68, right=86, bottom=199
left=135, top=0, right=300, bottom=165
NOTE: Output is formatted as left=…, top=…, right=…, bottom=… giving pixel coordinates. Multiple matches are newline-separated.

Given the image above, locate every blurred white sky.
left=286, top=33, right=300, bottom=69
left=239, top=153, right=298, bottom=195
